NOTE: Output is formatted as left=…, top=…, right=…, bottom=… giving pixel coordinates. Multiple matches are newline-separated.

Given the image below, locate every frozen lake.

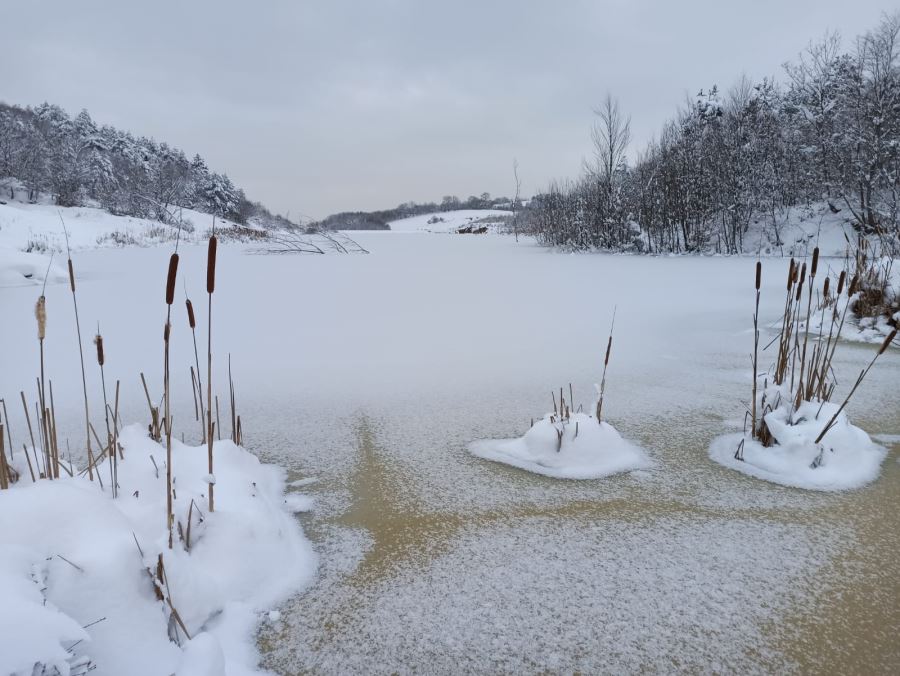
left=2, top=233, right=898, bottom=673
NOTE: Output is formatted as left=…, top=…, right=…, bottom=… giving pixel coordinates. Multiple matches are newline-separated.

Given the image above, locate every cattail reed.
left=35, top=295, right=50, bottom=479
left=0, top=423, right=7, bottom=490
left=59, top=214, right=95, bottom=480
left=164, top=252, right=179, bottom=548
left=751, top=262, right=762, bottom=439
left=206, top=235, right=217, bottom=512
left=186, top=298, right=205, bottom=442
left=166, top=254, right=179, bottom=305
left=596, top=310, right=616, bottom=424
left=95, top=330, right=115, bottom=496
left=815, top=329, right=898, bottom=444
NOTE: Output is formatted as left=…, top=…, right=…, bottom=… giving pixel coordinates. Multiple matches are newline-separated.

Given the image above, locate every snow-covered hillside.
left=0, top=198, right=241, bottom=287
left=388, top=209, right=511, bottom=233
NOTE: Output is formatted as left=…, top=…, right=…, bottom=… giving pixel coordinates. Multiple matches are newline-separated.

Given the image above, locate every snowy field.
left=1, top=228, right=899, bottom=673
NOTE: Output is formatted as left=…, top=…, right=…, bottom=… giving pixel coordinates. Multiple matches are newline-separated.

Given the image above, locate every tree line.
left=523, top=14, right=900, bottom=254
left=0, top=102, right=286, bottom=227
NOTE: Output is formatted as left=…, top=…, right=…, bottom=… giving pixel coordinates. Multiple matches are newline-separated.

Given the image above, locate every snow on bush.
left=0, top=425, right=316, bottom=676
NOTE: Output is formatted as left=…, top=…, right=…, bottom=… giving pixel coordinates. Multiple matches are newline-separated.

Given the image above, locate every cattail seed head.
left=878, top=330, right=897, bottom=355
left=810, top=247, right=819, bottom=277
left=94, top=334, right=104, bottom=366
left=604, top=335, right=612, bottom=367
left=186, top=299, right=196, bottom=329
left=207, top=236, right=218, bottom=294
left=165, top=253, right=179, bottom=305
left=67, top=259, right=75, bottom=292
left=755, top=261, right=761, bottom=290
left=787, top=259, right=795, bottom=290
left=849, top=274, right=859, bottom=296
left=35, top=296, right=46, bottom=340
left=822, top=277, right=830, bottom=299
left=837, top=270, right=847, bottom=295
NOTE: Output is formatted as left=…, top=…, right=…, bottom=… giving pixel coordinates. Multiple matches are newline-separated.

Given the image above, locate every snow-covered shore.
left=0, top=425, right=316, bottom=676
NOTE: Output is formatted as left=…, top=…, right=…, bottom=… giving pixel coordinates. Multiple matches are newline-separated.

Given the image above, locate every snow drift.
left=0, top=425, right=316, bottom=676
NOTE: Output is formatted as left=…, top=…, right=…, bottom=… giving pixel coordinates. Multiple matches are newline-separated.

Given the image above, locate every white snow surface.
left=469, top=411, right=651, bottom=479
left=710, top=395, right=888, bottom=491
left=0, top=425, right=316, bottom=676
left=388, top=209, right=511, bottom=233
left=0, top=199, right=241, bottom=288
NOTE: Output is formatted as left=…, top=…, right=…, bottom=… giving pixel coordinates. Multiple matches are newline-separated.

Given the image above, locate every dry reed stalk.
left=190, top=367, right=199, bottom=421
left=186, top=298, right=206, bottom=443
left=156, top=554, right=192, bottom=641
left=49, top=381, right=60, bottom=478
left=35, top=295, right=48, bottom=476
left=164, top=252, right=179, bottom=549
left=815, top=329, right=898, bottom=444
left=751, top=261, right=761, bottom=439
left=773, top=259, right=796, bottom=385
left=22, top=443, right=36, bottom=482
left=596, top=309, right=616, bottom=424
left=94, top=330, right=115, bottom=496
left=20, top=391, right=42, bottom=478
left=112, top=380, right=120, bottom=493
left=795, top=248, right=819, bottom=407
left=228, top=354, right=236, bottom=443
left=0, top=424, right=8, bottom=489
left=207, top=234, right=217, bottom=512
left=1, top=399, right=12, bottom=465
left=140, top=372, right=161, bottom=441
left=36, top=380, right=51, bottom=480
left=215, top=396, right=221, bottom=441
left=817, top=273, right=858, bottom=400
left=59, top=215, right=95, bottom=481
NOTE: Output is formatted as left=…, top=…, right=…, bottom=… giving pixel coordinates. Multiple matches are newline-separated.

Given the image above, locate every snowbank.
left=469, top=411, right=651, bottom=480
left=0, top=249, right=66, bottom=288
left=0, top=424, right=316, bottom=676
left=710, top=394, right=887, bottom=491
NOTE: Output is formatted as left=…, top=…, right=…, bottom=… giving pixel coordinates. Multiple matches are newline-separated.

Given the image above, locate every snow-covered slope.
left=388, top=209, right=511, bottom=233
left=0, top=199, right=242, bottom=287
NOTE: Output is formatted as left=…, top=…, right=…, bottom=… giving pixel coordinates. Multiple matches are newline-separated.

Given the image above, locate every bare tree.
left=512, top=158, right=522, bottom=242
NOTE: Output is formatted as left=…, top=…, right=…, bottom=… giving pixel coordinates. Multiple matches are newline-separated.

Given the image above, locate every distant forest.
left=524, top=14, right=900, bottom=254
left=0, top=102, right=290, bottom=227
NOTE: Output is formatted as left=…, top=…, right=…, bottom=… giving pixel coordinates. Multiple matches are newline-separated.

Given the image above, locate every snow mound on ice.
left=0, top=424, right=316, bottom=676
left=469, top=411, right=651, bottom=479
left=710, top=399, right=887, bottom=491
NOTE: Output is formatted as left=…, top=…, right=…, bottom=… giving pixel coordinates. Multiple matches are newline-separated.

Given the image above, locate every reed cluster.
left=747, top=250, right=896, bottom=452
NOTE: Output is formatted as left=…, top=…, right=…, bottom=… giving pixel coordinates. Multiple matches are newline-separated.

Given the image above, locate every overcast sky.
left=3, top=1, right=897, bottom=218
